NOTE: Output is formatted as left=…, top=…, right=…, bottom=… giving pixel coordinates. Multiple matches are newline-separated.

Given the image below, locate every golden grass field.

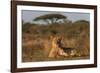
left=22, top=20, right=90, bottom=62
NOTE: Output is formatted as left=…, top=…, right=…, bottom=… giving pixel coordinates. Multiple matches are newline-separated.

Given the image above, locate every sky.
left=22, top=10, right=90, bottom=24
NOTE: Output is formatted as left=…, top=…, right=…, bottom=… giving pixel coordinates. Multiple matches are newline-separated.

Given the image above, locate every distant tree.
left=33, top=14, right=67, bottom=24
left=73, top=20, right=89, bottom=24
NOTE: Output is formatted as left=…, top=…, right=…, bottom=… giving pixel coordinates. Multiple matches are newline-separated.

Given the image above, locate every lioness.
left=48, top=35, right=76, bottom=58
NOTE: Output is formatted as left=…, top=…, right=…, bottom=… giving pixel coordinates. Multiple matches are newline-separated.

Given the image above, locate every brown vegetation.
left=22, top=15, right=90, bottom=62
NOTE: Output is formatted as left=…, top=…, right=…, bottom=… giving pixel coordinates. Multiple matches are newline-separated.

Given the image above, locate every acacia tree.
left=33, top=14, right=67, bottom=24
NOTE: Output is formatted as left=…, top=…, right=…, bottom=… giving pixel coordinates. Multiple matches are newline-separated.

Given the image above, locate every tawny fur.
left=48, top=36, right=75, bottom=58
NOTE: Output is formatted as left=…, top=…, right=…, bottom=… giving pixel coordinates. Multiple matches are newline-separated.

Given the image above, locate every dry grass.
left=22, top=34, right=90, bottom=62
left=22, top=21, right=90, bottom=62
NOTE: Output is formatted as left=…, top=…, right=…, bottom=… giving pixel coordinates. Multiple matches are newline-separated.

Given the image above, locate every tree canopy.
left=33, top=14, right=67, bottom=24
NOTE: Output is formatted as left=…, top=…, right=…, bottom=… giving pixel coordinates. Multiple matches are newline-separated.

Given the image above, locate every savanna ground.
left=22, top=20, right=90, bottom=62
